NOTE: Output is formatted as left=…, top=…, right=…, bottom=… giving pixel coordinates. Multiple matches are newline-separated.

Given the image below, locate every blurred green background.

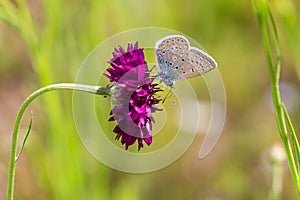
left=0, top=0, right=300, bottom=199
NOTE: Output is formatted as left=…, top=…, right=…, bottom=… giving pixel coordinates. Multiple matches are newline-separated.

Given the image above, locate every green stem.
left=7, top=83, right=110, bottom=200
left=265, top=8, right=300, bottom=197
left=281, top=103, right=300, bottom=171
left=270, top=76, right=299, bottom=196
left=253, top=0, right=300, bottom=197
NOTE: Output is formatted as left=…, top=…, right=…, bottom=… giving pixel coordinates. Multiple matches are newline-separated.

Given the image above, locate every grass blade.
left=281, top=103, right=300, bottom=172
left=15, top=117, right=32, bottom=162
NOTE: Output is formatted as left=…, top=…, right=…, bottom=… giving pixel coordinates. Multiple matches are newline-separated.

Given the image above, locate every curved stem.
left=7, top=83, right=110, bottom=200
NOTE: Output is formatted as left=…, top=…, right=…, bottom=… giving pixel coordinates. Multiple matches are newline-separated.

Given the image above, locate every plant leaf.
left=281, top=103, right=300, bottom=172
left=15, top=117, right=32, bottom=162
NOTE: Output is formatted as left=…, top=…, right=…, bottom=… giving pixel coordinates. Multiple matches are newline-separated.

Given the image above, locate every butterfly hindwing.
left=175, top=47, right=217, bottom=80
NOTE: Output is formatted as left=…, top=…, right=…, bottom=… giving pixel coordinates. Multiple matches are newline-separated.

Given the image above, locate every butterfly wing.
left=155, top=35, right=217, bottom=86
left=155, top=35, right=190, bottom=86
left=174, top=47, right=217, bottom=80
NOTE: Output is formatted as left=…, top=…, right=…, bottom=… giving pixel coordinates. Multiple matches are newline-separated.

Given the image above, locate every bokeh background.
left=1, top=0, right=300, bottom=199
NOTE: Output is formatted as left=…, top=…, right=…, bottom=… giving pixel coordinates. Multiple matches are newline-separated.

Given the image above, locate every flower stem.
left=7, top=83, right=110, bottom=200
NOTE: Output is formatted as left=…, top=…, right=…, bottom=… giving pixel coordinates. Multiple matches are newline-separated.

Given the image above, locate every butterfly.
left=155, top=35, right=217, bottom=87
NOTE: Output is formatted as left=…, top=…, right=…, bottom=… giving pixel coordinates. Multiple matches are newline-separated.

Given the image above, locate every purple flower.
left=105, top=42, right=162, bottom=150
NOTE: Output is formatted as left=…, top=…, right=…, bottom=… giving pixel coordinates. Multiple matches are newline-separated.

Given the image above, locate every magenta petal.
left=134, top=42, right=138, bottom=50
left=113, top=51, right=121, bottom=58
left=144, top=137, right=152, bottom=145
left=127, top=42, right=133, bottom=51
left=118, top=45, right=126, bottom=54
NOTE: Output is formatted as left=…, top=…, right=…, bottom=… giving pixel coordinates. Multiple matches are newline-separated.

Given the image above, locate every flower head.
left=105, top=42, right=162, bottom=150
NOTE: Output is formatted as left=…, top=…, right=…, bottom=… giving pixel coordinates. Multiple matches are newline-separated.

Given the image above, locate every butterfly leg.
left=145, top=65, right=157, bottom=74
left=145, top=74, right=158, bottom=83
left=162, top=88, right=173, bottom=103
left=149, top=65, right=156, bottom=72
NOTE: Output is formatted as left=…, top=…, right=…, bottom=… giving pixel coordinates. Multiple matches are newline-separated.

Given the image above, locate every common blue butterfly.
left=155, top=35, right=217, bottom=87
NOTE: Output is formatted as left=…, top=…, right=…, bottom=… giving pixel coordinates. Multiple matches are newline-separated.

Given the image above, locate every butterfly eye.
left=191, top=68, right=195, bottom=72
left=181, top=58, right=185, bottom=62
left=175, top=66, right=179, bottom=69
left=162, top=51, right=166, bottom=54
left=182, top=71, right=186, bottom=74
left=169, top=62, right=173, bottom=66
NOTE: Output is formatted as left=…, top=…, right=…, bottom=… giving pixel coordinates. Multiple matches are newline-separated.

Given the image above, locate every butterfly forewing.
left=155, top=35, right=189, bottom=72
